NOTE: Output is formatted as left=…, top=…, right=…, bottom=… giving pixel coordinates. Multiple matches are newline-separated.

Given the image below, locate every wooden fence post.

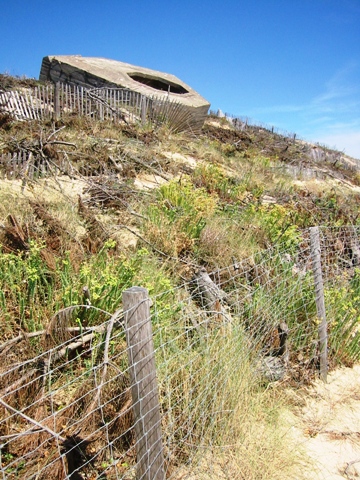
left=54, top=82, right=60, bottom=120
left=309, top=227, right=328, bottom=382
left=123, top=286, right=165, bottom=480
left=141, top=95, right=147, bottom=125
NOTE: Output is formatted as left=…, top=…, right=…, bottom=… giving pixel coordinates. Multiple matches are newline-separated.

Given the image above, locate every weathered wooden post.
left=123, top=287, right=165, bottom=480
left=141, top=95, right=147, bottom=125
left=309, top=227, right=328, bottom=382
left=54, top=82, right=60, bottom=120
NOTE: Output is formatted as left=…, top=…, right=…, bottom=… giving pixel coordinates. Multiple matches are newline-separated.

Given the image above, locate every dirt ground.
left=289, top=365, right=360, bottom=479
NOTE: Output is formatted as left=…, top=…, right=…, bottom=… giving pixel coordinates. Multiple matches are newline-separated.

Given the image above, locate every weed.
left=144, top=179, right=217, bottom=256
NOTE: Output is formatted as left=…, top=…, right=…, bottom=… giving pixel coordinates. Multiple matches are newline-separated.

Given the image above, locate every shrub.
left=144, top=179, right=218, bottom=257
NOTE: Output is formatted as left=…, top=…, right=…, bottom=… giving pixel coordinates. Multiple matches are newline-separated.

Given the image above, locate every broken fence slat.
left=29, top=90, right=37, bottom=120
left=13, top=91, right=23, bottom=119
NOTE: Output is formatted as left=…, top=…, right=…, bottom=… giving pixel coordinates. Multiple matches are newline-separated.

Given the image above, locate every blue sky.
left=1, top=0, right=359, bottom=158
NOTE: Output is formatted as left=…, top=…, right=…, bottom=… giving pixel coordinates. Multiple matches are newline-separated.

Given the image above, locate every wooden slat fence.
left=0, top=83, right=201, bottom=132
left=0, top=150, right=115, bottom=180
left=0, top=85, right=54, bottom=121
left=0, top=151, right=72, bottom=180
left=1, top=151, right=45, bottom=179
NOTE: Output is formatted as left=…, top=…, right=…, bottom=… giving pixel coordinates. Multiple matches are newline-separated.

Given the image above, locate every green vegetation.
left=325, top=267, right=360, bottom=364
left=1, top=81, right=360, bottom=479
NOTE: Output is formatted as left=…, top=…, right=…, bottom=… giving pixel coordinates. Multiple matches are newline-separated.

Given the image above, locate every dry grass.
left=196, top=217, right=261, bottom=267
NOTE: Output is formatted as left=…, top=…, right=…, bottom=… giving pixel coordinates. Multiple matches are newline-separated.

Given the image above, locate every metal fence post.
left=309, top=227, right=328, bottom=382
left=123, top=286, right=165, bottom=480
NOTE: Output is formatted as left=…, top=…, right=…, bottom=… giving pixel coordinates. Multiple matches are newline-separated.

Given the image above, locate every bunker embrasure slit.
left=128, top=72, right=189, bottom=94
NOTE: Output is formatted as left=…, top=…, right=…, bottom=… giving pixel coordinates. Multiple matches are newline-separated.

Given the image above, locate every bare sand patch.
left=290, top=365, right=360, bottom=479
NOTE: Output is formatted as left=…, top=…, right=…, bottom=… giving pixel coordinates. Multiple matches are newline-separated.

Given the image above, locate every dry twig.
left=0, top=397, right=66, bottom=442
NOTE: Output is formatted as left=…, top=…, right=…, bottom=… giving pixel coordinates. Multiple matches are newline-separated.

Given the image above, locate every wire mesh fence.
left=1, top=226, right=360, bottom=479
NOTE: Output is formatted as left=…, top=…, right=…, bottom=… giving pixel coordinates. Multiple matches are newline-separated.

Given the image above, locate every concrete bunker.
left=39, top=55, right=210, bottom=130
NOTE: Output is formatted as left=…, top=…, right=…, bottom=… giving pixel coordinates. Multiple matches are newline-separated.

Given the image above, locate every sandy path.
left=290, top=365, right=360, bottom=479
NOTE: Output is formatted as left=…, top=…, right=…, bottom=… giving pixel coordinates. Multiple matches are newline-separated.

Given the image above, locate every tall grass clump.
left=228, top=250, right=318, bottom=365
left=153, top=299, right=306, bottom=479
